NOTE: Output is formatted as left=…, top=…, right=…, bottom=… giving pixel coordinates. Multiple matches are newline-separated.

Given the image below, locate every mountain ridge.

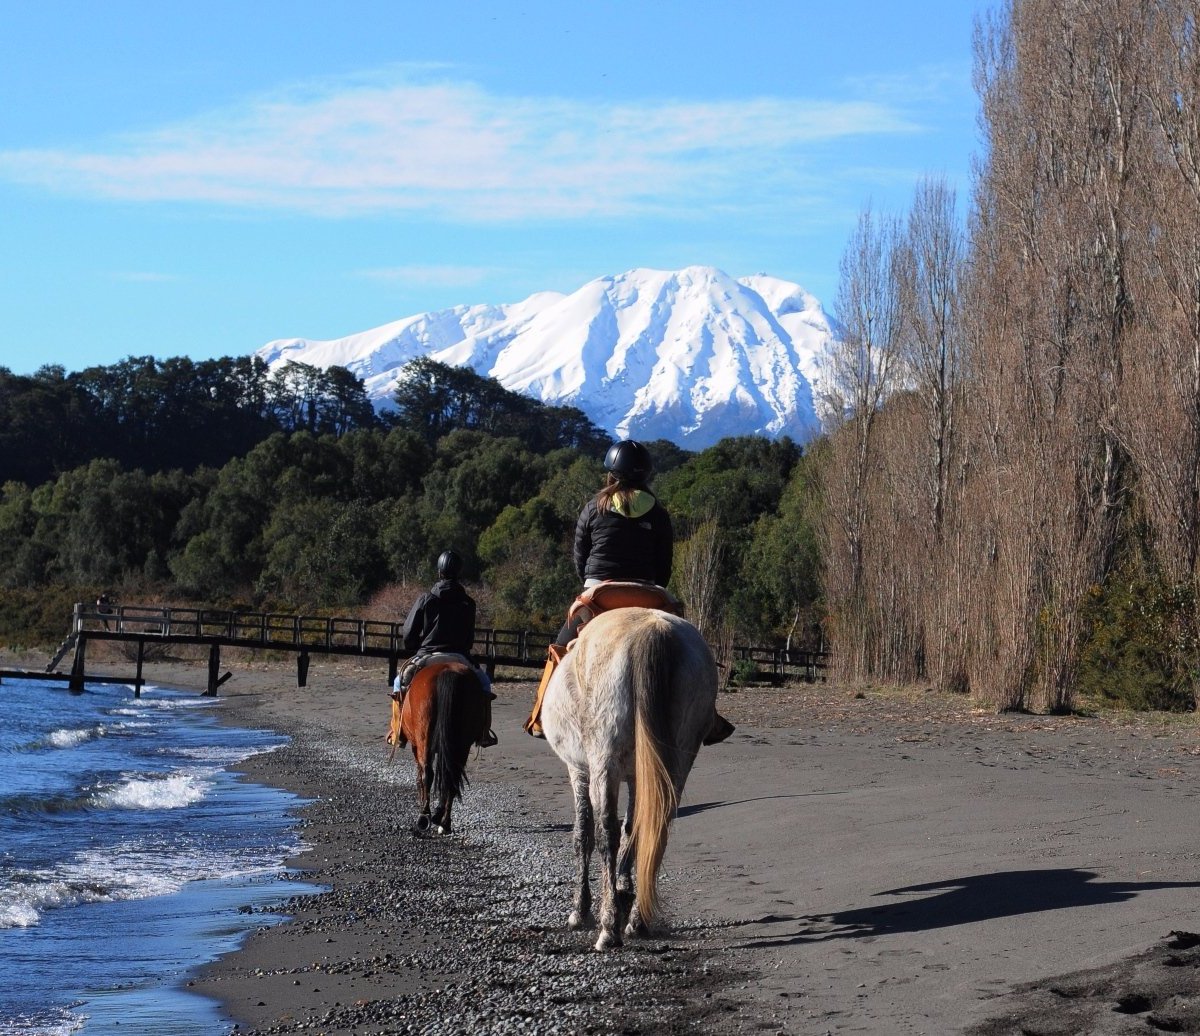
left=258, top=265, right=836, bottom=448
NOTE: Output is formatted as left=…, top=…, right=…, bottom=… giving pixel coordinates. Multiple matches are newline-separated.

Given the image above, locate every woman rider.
left=524, top=439, right=734, bottom=745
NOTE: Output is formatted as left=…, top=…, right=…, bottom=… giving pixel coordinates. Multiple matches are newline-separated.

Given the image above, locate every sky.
left=0, top=0, right=986, bottom=376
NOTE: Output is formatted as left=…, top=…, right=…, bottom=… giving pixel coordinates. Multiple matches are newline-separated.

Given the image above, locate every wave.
left=0, top=1006, right=86, bottom=1035
left=42, top=726, right=106, bottom=750
left=132, top=691, right=219, bottom=710
left=89, top=772, right=211, bottom=811
left=171, top=741, right=284, bottom=765
left=0, top=769, right=212, bottom=820
left=0, top=838, right=299, bottom=930
left=4, top=726, right=109, bottom=754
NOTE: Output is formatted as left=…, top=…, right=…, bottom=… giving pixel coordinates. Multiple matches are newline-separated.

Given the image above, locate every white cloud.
left=0, top=71, right=920, bottom=221
left=353, top=264, right=495, bottom=287
left=842, top=62, right=972, bottom=106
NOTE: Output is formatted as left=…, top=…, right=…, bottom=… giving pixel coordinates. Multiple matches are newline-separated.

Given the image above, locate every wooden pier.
left=2, top=602, right=557, bottom=697
left=0, top=601, right=826, bottom=697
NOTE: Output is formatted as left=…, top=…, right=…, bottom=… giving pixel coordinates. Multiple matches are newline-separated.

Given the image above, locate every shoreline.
left=13, top=650, right=1200, bottom=1032
left=176, top=657, right=744, bottom=1035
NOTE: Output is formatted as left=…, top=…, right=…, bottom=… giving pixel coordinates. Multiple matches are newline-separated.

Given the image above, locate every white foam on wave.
left=103, top=692, right=216, bottom=719
left=135, top=690, right=217, bottom=710
left=43, top=726, right=105, bottom=750
left=0, top=1005, right=86, bottom=1035
left=91, top=772, right=210, bottom=810
left=0, top=900, right=40, bottom=928
left=172, top=741, right=283, bottom=765
left=0, top=836, right=297, bottom=930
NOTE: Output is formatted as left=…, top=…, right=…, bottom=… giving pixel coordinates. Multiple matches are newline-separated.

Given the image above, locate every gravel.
left=206, top=721, right=752, bottom=1036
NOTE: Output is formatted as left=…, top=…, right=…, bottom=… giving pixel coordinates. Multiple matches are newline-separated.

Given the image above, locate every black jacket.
left=573, top=489, right=673, bottom=586
left=402, top=579, right=477, bottom=656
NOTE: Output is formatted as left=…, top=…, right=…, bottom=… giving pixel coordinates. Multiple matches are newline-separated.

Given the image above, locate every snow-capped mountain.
left=258, top=266, right=836, bottom=449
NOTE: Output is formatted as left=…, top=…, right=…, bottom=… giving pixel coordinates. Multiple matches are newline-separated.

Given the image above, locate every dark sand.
left=17, top=650, right=1200, bottom=1034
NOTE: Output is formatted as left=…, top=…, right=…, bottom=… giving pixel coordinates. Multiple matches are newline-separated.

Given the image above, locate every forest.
left=0, top=354, right=820, bottom=663
left=819, top=0, right=1200, bottom=713
left=5, top=1, right=1199, bottom=715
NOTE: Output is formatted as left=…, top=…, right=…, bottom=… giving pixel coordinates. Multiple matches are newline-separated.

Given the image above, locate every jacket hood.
left=611, top=489, right=657, bottom=519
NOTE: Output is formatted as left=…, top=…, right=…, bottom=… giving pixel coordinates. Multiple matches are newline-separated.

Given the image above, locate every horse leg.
left=433, top=797, right=452, bottom=835
left=591, top=770, right=624, bottom=951
left=413, top=747, right=433, bottom=835
left=434, top=775, right=456, bottom=835
left=616, top=777, right=646, bottom=938
left=567, top=766, right=594, bottom=930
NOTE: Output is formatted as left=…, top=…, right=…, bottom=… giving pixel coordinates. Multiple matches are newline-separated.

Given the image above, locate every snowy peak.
left=258, top=266, right=836, bottom=449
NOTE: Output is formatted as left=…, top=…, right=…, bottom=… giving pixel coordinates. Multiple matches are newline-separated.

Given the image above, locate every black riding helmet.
left=437, top=550, right=464, bottom=580
left=603, top=440, right=653, bottom=485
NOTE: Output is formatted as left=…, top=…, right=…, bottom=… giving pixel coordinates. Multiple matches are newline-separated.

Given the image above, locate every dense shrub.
left=1076, top=573, right=1198, bottom=712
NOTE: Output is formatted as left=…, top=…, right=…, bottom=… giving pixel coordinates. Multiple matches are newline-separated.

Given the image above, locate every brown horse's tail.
left=631, top=618, right=679, bottom=926
left=429, top=667, right=482, bottom=804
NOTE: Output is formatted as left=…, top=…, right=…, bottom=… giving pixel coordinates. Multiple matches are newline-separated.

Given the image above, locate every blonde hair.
left=596, top=473, right=641, bottom=512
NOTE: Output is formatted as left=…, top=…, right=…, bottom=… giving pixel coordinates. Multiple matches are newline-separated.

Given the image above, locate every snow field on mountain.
left=258, top=265, right=837, bottom=448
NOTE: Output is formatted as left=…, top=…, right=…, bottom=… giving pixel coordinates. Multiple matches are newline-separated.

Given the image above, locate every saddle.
left=524, top=582, right=684, bottom=738
left=566, top=581, right=684, bottom=639
left=387, top=652, right=485, bottom=753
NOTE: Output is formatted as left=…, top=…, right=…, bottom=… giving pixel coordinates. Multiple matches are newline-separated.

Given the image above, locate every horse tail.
left=631, top=617, right=679, bottom=926
left=429, top=668, right=475, bottom=804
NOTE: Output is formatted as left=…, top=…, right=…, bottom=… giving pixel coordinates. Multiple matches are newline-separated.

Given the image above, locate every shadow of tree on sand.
left=726, top=868, right=1200, bottom=948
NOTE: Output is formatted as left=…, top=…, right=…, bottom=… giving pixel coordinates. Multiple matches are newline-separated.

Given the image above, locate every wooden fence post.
left=134, top=638, right=145, bottom=698
left=69, top=634, right=88, bottom=693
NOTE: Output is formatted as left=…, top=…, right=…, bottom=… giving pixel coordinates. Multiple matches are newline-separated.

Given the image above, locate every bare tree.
left=821, top=208, right=905, bottom=682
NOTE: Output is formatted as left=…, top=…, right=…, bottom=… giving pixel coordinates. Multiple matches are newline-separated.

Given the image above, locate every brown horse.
left=387, top=661, right=490, bottom=835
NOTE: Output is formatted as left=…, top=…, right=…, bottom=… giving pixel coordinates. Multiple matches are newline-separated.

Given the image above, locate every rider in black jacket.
left=396, top=550, right=496, bottom=748
left=402, top=572, right=476, bottom=656
left=524, top=440, right=733, bottom=745
left=572, top=484, right=673, bottom=587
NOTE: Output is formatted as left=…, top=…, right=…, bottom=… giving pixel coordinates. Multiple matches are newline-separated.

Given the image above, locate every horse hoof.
left=625, top=917, right=650, bottom=939
left=594, top=930, right=622, bottom=951
left=568, top=910, right=595, bottom=931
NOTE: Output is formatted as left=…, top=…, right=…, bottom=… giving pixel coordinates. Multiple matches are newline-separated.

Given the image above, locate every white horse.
left=541, top=606, right=717, bottom=950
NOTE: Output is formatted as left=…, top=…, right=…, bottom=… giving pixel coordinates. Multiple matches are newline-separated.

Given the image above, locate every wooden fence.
left=4, top=602, right=826, bottom=696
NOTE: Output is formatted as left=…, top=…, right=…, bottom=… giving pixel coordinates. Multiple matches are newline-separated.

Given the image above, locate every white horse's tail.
left=631, top=618, right=678, bottom=926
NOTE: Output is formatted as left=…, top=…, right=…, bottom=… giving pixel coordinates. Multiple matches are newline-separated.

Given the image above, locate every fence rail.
left=73, top=603, right=551, bottom=666
left=731, top=644, right=828, bottom=683
left=18, top=603, right=826, bottom=697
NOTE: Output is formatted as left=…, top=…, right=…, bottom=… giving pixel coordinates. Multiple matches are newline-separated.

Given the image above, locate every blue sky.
left=1, top=0, right=985, bottom=375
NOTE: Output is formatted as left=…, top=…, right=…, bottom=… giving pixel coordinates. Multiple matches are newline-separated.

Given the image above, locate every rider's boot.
left=388, top=675, right=408, bottom=748
left=703, top=710, right=735, bottom=745
left=525, top=644, right=567, bottom=738
left=476, top=691, right=499, bottom=748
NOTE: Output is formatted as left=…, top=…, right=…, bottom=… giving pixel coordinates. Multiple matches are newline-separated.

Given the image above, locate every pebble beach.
left=16, top=650, right=1200, bottom=1034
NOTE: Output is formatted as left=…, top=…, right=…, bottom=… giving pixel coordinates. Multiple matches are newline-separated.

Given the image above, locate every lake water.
left=0, top=676, right=314, bottom=1035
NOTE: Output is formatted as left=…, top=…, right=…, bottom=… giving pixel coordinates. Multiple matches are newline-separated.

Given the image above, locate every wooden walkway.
left=7, top=602, right=557, bottom=697
left=0, top=602, right=826, bottom=697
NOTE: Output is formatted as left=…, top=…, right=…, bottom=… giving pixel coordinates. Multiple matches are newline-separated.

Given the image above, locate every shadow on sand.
left=725, top=868, right=1200, bottom=947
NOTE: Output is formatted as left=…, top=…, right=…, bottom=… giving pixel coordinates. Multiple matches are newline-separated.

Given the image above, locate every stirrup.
left=526, top=645, right=565, bottom=738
